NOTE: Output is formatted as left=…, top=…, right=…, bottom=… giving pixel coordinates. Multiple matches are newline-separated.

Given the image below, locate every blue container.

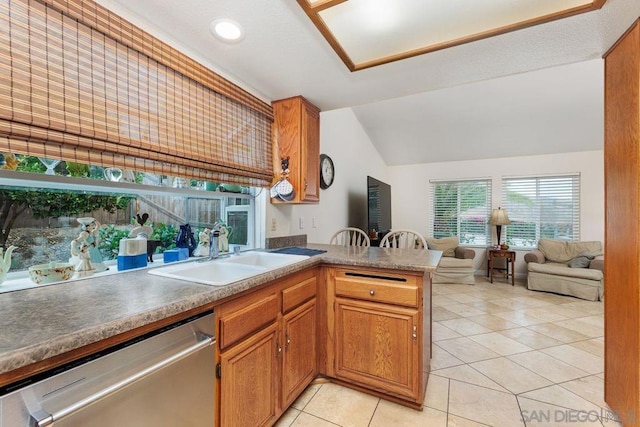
left=117, top=253, right=148, bottom=271
left=163, top=248, right=189, bottom=263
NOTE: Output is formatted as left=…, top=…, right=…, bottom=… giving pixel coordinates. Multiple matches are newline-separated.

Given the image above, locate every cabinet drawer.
left=282, top=276, right=317, bottom=313
left=334, top=269, right=418, bottom=308
left=219, top=293, right=279, bottom=350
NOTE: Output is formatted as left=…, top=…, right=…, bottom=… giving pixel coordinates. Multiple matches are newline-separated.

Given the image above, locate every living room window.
left=501, top=174, right=580, bottom=248
left=429, top=179, right=492, bottom=246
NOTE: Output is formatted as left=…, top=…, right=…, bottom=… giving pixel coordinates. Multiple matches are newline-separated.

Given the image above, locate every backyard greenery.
left=0, top=155, right=254, bottom=274
left=0, top=156, right=132, bottom=250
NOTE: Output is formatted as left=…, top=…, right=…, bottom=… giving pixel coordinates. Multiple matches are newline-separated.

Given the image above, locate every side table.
left=487, top=249, right=516, bottom=286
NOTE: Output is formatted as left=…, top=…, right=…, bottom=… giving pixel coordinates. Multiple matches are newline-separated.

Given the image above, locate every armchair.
left=426, top=237, right=476, bottom=285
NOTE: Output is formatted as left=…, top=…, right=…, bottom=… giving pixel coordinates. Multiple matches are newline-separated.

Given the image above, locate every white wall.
left=265, top=108, right=605, bottom=260
left=266, top=108, right=389, bottom=243
left=388, top=150, right=604, bottom=275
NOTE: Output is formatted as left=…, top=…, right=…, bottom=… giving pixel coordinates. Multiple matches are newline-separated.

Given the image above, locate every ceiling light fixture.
left=210, top=19, right=244, bottom=43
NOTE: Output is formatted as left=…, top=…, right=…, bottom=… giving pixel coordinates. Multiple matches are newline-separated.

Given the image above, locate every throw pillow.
left=426, top=236, right=458, bottom=257
left=578, top=251, right=595, bottom=260
left=568, top=256, right=591, bottom=268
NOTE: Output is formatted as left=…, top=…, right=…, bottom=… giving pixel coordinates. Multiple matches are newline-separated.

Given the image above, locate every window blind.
left=501, top=174, right=580, bottom=247
left=429, top=179, right=491, bottom=246
left=0, top=0, right=274, bottom=186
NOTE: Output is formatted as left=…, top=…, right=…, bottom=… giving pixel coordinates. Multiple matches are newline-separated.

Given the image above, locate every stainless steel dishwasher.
left=0, top=310, right=216, bottom=427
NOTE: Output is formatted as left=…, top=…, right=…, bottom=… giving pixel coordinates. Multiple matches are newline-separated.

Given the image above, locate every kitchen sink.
left=222, top=252, right=309, bottom=269
left=147, top=251, right=309, bottom=286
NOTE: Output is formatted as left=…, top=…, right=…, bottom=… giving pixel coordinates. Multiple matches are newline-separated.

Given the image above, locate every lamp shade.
left=488, top=207, right=511, bottom=226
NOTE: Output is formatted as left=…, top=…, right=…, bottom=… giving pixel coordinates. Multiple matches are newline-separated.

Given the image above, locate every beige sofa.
left=426, top=237, right=476, bottom=285
left=524, top=239, right=604, bottom=301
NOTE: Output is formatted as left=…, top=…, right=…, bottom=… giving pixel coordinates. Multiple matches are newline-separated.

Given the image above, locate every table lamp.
left=489, top=207, right=511, bottom=248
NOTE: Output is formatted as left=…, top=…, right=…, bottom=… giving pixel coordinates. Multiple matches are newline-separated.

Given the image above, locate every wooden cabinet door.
left=282, top=298, right=317, bottom=408
left=220, top=323, right=280, bottom=427
left=334, top=297, right=420, bottom=400
left=604, top=19, right=640, bottom=425
left=300, top=100, right=319, bottom=202
left=271, top=96, right=320, bottom=204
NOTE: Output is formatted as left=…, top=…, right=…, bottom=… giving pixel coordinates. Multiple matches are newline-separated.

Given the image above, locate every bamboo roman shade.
left=0, top=0, right=274, bottom=186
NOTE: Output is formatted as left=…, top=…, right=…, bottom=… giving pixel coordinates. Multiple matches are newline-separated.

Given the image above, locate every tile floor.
left=275, top=276, right=618, bottom=427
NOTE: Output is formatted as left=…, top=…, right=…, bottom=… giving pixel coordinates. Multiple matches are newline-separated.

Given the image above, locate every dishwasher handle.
left=30, top=332, right=215, bottom=427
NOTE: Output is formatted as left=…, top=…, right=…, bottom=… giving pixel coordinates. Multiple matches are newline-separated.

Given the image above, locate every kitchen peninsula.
left=0, top=244, right=441, bottom=425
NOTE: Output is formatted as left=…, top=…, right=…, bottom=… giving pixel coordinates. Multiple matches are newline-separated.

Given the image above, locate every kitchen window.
left=0, top=156, right=262, bottom=292
left=429, top=179, right=492, bottom=246
left=501, top=174, right=580, bottom=248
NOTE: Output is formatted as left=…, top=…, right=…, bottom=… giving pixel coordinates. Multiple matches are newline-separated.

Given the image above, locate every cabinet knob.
left=304, top=179, right=308, bottom=190
left=286, top=332, right=291, bottom=349
left=369, top=289, right=375, bottom=296
left=412, top=325, right=418, bottom=340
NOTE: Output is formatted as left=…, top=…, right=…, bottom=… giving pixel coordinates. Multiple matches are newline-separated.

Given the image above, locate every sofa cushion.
left=426, top=236, right=458, bottom=257
left=537, top=239, right=603, bottom=263
left=528, top=262, right=603, bottom=281
left=437, top=257, right=474, bottom=268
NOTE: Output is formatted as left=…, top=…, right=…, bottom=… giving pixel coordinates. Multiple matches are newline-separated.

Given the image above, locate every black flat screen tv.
left=367, top=176, right=392, bottom=238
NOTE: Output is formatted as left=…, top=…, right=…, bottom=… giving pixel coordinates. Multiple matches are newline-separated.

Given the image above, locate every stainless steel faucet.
left=209, top=222, right=222, bottom=259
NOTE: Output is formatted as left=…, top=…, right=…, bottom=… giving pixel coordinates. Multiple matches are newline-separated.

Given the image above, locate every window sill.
left=0, top=255, right=196, bottom=295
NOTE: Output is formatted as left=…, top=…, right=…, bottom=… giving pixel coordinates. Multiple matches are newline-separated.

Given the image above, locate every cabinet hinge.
left=216, top=363, right=221, bottom=379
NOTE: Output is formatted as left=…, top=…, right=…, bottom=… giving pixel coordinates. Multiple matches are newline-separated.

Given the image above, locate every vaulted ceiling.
left=96, top=0, right=639, bottom=165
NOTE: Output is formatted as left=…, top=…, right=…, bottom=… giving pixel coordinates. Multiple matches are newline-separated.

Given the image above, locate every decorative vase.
left=104, top=167, right=123, bottom=182
left=38, top=157, right=60, bottom=175
left=0, top=245, right=16, bottom=285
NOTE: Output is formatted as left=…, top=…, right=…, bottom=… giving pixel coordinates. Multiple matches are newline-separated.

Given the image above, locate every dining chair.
left=379, top=229, right=427, bottom=249
left=329, top=227, right=371, bottom=247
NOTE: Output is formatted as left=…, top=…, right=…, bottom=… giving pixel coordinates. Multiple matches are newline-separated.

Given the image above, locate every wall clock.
left=319, top=154, right=335, bottom=189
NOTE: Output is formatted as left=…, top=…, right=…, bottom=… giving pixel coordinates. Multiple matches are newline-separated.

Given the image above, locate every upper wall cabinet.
left=272, top=96, right=320, bottom=204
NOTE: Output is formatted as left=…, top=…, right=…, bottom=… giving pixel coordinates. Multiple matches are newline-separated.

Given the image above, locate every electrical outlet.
left=299, top=217, right=304, bottom=229
left=312, top=217, right=317, bottom=228
left=271, top=218, right=277, bottom=231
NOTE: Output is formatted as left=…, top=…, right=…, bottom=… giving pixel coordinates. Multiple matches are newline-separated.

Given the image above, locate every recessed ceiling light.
left=210, top=19, right=244, bottom=43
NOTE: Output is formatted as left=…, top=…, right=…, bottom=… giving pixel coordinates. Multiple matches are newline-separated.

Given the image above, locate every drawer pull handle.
left=369, top=289, right=375, bottom=296
left=345, top=272, right=407, bottom=282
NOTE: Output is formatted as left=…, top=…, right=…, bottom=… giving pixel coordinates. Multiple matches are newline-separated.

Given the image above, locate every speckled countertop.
left=0, top=244, right=441, bottom=379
